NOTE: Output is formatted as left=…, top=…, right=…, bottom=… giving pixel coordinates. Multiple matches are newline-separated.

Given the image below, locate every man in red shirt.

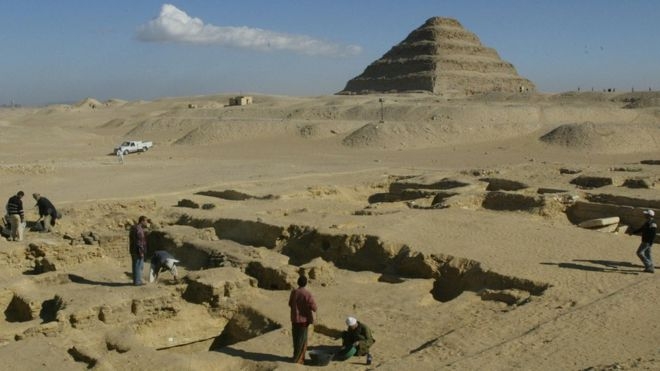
left=288, top=275, right=317, bottom=364
left=129, top=216, right=149, bottom=285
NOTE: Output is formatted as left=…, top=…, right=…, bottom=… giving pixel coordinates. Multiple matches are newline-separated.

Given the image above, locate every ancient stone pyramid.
left=339, top=17, right=535, bottom=95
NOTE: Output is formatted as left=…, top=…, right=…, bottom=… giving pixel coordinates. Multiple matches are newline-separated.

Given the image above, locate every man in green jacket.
left=341, top=316, right=375, bottom=365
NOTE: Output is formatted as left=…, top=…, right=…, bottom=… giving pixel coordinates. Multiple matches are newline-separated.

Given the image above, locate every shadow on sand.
left=540, top=259, right=648, bottom=275
left=213, top=346, right=290, bottom=363
left=68, top=273, right=135, bottom=287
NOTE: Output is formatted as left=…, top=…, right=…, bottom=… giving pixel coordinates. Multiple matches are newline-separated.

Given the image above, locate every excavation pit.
left=208, top=306, right=281, bottom=350
left=196, top=190, right=278, bottom=201
left=172, top=216, right=550, bottom=305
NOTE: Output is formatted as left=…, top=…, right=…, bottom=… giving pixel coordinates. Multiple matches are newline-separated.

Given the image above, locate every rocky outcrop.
left=340, top=17, right=535, bottom=95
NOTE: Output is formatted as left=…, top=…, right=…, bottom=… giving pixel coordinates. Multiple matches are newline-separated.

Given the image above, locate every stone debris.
left=622, top=177, right=655, bottom=189
left=177, top=199, right=199, bottom=209
left=570, top=175, right=614, bottom=189
left=560, top=167, right=582, bottom=175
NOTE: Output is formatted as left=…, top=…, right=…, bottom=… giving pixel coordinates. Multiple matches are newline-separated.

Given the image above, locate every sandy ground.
left=0, top=92, right=659, bottom=370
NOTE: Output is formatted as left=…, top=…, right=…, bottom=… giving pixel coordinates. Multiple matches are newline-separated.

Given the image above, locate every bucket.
left=308, top=350, right=333, bottom=366
left=333, top=345, right=357, bottom=361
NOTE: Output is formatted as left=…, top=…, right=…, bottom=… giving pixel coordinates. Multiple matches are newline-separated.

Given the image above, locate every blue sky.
left=1, top=0, right=659, bottom=106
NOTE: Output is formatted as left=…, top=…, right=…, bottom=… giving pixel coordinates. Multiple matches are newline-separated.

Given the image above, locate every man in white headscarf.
left=149, top=250, right=180, bottom=282
left=339, top=316, right=375, bottom=365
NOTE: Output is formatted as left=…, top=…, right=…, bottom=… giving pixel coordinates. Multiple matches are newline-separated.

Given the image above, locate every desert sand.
left=0, top=90, right=659, bottom=371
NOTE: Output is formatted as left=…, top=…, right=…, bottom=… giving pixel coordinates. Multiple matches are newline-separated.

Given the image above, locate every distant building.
left=229, top=96, right=253, bottom=106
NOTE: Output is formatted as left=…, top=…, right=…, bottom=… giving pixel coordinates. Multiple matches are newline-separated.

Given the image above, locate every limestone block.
left=591, top=224, right=619, bottom=233
left=183, top=268, right=257, bottom=305
left=578, top=217, right=620, bottom=228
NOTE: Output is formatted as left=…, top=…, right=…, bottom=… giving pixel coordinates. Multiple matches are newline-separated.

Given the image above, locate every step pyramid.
left=339, top=17, right=535, bottom=95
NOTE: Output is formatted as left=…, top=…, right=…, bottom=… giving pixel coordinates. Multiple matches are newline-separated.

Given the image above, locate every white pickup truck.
left=114, top=140, right=153, bottom=155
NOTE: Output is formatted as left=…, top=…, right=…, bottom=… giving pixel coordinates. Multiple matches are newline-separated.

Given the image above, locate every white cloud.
left=136, top=4, right=362, bottom=57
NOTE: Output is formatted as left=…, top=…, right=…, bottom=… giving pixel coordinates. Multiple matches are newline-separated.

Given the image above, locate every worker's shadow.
left=68, top=273, right=134, bottom=287
left=540, top=259, right=646, bottom=274
left=575, top=259, right=658, bottom=271
left=212, top=346, right=290, bottom=363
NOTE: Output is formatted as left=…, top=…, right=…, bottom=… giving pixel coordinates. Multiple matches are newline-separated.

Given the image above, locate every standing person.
left=116, top=148, right=124, bottom=164
left=339, top=316, right=375, bottom=365
left=288, top=275, right=317, bottom=364
left=629, top=209, right=657, bottom=273
left=6, top=191, right=25, bottom=241
left=33, top=193, right=58, bottom=232
left=128, top=216, right=149, bottom=285
left=149, top=250, right=180, bottom=283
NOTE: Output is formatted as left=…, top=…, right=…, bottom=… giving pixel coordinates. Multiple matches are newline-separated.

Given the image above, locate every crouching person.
left=339, top=316, right=375, bottom=365
left=149, top=250, right=180, bottom=283
left=33, top=193, right=59, bottom=232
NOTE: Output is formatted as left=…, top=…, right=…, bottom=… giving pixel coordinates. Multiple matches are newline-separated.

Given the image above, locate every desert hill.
left=18, top=91, right=654, bottom=153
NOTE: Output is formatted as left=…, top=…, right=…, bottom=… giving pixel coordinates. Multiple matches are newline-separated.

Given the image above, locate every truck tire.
left=123, top=150, right=129, bottom=155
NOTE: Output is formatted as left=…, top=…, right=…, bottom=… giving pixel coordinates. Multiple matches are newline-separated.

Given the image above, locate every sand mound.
left=124, top=117, right=217, bottom=143
left=547, top=91, right=660, bottom=109
left=539, top=122, right=660, bottom=153
left=342, top=122, right=440, bottom=149
left=342, top=115, right=543, bottom=150
left=100, top=118, right=127, bottom=128
left=173, top=121, right=291, bottom=145
left=612, top=92, right=660, bottom=108
left=105, top=99, right=127, bottom=107
left=74, top=97, right=103, bottom=108
left=38, top=105, right=73, bottom=114
left=296, top=122, right=365, bottom=139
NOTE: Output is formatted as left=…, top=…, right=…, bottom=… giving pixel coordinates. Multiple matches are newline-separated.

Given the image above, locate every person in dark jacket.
left=128, top=216, right=149, bottom=285
left=149, top=250, right=180, bottom=283
left=33, top=193, right=58, bottom=232
left=340, top=316, right=375, bottom=364
left=629, top=209, right=657, bottom=273
left=6, top=191, right=25, bottom=241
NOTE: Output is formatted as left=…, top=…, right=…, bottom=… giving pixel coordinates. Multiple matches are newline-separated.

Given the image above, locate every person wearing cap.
left=149, top=250, right=180, bottom=283
left=341, top=316, right=375, bottom=364
left=128, top=216, right=149, bottom=285
left=288, top=275, right=317, bottom=364
left=629, top=209, right=657, bottom=273
left=33, top=193, right=59, bottom=233
left=5, top=191, right=25, bottom=241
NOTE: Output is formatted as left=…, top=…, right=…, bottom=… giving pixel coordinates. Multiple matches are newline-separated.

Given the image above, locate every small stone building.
left=229, top=96, right=253, bottom=106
